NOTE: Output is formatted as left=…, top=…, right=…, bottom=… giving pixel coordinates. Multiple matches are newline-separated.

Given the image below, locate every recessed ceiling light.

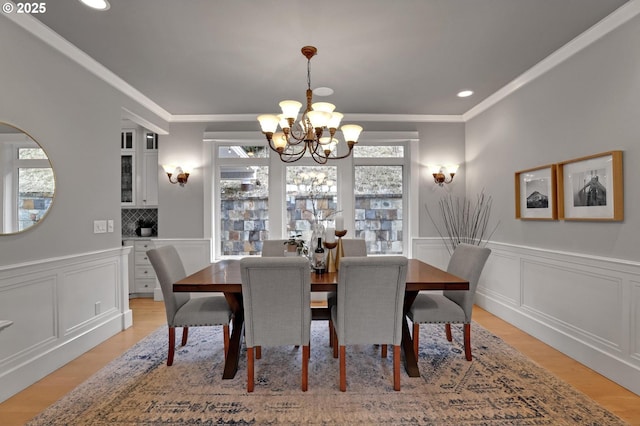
left=313, top=87, right=334, bottom=97
left=457, top=90, right=473, bottom=98
left=79, top=0, right=110, bottom=10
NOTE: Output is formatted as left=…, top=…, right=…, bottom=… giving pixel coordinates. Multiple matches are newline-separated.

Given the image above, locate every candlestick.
left=334, top=229, right=347, bottom=270
left=323, top=241, right=337, bottom=273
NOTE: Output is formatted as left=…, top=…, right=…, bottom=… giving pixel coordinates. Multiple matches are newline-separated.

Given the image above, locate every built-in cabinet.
left=123, top=239, right=156, bottom=297
left=121, top=128, right=158, bottom=207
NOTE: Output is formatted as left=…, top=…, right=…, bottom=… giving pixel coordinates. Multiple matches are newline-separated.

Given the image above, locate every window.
left=216, top=145, right=269, bottom=256
left=354, top=165, right=403, bottom=254
left=285, top=166, right=337, bottom=250
left=212, top=140, right=409, bottom=258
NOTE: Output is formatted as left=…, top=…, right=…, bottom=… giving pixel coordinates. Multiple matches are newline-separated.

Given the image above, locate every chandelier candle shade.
left=258, top=46, right=363, bottom=164
left=429, top=164, right=459, bottom=186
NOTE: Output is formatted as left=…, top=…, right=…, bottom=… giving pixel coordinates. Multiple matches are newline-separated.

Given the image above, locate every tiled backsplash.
left=122, top=208, right=158, bottom=237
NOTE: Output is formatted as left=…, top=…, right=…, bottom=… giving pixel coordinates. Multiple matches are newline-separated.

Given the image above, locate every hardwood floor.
left=1, top=299, right=638, bottom=425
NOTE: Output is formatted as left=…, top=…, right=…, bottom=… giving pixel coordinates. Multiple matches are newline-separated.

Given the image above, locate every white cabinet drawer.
left=135, top=240, right=154, bottom=252
left=135, top=266, right=156, bottom=279
left=134, top=278, right=156, bottom=293
left=135, top=252, right=152, bottom=265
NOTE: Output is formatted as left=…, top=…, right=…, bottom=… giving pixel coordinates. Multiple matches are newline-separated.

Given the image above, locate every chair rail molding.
left=0, top=247, right=132, bottom=403
left=411, top=238, right=640, bottom=396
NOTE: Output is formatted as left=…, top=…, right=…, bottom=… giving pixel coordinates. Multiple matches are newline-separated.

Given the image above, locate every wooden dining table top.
left=173, top=258, right=469, bottom=293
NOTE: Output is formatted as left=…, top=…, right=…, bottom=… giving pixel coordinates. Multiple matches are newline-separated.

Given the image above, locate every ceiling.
left=24, top=0, right=629, bottom=132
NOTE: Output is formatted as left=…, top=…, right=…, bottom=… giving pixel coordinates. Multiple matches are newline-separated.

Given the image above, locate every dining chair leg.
left=445, top=323, right=453, bottom=341
left=167, top=327, right=176, bottom=366
left=412, top=323, right=420, bottom=359
left=464, top=323, right=472, bottom=361
left=181, top=327, right=189, bottom=346
left=223, top=324, right=230, bottom=358
left=302, top=344, right=309, bottom=392
left=328, top=319, right=334, bottom=347
left=381, top=344, right=387, bottom=358
left=339, top=345, right=346, bottom=392
left=256, top=346, right=262, bottom=359
left=393, top=345, right=401, bottom=391
left=247, top=347, right=255, bottom=392
left=332, top=330, right=339, bottom=359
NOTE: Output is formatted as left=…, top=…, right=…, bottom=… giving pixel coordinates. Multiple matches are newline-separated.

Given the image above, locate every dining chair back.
left=330, top=256, right=408, bottom=391
left=240, top=256, right=312, bottom=392
left=261, top=239, right=287, bottom=257
left=327, top=238, right=367, bottom=345
left=341, top=238, right=367, bottom=256
left=147, top=245, right=232, bottom=366
left=407, top=243, right=491, bottom=361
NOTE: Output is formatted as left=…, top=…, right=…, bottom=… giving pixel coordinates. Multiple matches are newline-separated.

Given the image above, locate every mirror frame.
left=0, top=121, right=56, bottom=235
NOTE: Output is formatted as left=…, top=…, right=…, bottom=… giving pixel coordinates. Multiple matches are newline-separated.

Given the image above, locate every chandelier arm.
left=278, top=147, right=309, bottom=163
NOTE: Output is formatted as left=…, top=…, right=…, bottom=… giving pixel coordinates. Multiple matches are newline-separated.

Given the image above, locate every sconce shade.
left=163, top=164, right=190, bottom=187
left=429, top=164, right=458, bottom=186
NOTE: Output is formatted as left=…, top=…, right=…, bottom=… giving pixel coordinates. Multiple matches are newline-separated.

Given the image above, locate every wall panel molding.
left=0, top=247, right=132, bottom=403
left=412, top=238, right=640, bottom=396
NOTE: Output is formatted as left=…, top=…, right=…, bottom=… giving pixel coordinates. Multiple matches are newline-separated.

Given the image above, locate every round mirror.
left=0, top=122, right=55, bottom=234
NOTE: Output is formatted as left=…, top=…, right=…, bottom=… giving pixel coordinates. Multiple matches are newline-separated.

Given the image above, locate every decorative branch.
left=426, top=190, right=499, bottom=255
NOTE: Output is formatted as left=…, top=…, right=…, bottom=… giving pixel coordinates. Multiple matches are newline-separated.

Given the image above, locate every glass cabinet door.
left=121, top=154, right=134, bottom=204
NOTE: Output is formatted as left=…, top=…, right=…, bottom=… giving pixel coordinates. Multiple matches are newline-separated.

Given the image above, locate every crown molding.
left=4, top=6, right=172, bottom=123
left=463, top=0, right=640, bottom=121
left=203, top=130, right=419, bottom=143
left=174, top=113, right=463, bottom=124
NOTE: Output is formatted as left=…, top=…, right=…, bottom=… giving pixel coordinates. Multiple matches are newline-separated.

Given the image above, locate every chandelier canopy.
left=257, top=46, right=363, bottom=164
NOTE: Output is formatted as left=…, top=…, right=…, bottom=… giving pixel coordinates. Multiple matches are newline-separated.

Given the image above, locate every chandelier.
left=257, top=46, right=363, bottom=164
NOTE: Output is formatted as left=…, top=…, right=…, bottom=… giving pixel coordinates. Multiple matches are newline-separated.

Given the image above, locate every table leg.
left=401, top=291, right=420, bottom=377
left=222, top=293, right=244, bottom=379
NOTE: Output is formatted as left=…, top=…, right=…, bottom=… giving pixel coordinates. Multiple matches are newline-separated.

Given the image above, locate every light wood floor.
left=1, top=299, right=639, bottom=425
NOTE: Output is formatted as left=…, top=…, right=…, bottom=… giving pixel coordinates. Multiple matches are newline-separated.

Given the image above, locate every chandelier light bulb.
left=257, top=114, right=279, bottom=134
left=279, top=100, right=302, bottom=120
left=312, top=102, right=336, bottom=113
left=340, top=124, right=363, bottom=143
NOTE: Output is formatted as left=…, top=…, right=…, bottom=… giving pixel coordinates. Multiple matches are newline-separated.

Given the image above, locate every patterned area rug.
left=27, top=321, right=625, bottom=425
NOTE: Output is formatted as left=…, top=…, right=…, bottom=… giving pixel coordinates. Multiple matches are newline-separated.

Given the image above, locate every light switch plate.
left=93, top=220, right=107, bottom=233
left=107, top=220, right=114, bottom=233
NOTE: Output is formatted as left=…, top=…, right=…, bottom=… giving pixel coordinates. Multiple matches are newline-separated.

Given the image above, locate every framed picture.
left=515, top=164, right=557, bottom=220
left=557, top=151, right=623, bottom=221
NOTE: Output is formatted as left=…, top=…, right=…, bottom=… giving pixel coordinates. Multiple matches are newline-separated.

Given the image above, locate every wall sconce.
left=162, top=164, right=190, bottom=187
left=428, top=164, right=459, bottom=186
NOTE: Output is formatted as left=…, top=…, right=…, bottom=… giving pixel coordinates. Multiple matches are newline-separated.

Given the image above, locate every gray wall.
left=0, top=17, right=167, bottom=266
left=158, top=123, right=207, bottom=238
left=416, top=122, right=466, bottom=237
left=465, top=14, right=640, bottom=261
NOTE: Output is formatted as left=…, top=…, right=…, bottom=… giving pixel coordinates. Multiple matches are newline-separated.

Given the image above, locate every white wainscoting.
left=412, top=238, right=640, bottom=396
left=0, top=247, right=132, bottom=403
left=150, top=239, right=211, bottom=301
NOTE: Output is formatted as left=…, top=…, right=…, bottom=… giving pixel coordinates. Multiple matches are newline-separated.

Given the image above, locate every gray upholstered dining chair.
left=407, top=243, right=491, bottom=361
left=240, top=256, right=312, bottom=392
left=260, top=239, right=287, bottom=257
left=330, top=256, right=408, bottom=391
left=147, top=245, right=232, bottom=366
left=327, top=238, right=367, bottom=346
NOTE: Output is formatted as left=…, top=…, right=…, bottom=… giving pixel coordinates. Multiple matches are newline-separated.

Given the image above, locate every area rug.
left=27, top=321, right=626, bottom=425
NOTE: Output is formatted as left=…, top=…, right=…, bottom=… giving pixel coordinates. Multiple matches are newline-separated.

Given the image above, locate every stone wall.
left=220, top=194, right=402, bottom=255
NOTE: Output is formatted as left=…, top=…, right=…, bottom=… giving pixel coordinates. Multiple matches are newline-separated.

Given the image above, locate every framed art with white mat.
left=557, top=151, right=623, bottom=221
left=515, top=164, right=557, bottom=220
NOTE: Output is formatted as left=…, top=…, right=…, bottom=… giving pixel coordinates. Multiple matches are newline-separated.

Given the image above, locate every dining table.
left=173, top=258, right=468, bottom=380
